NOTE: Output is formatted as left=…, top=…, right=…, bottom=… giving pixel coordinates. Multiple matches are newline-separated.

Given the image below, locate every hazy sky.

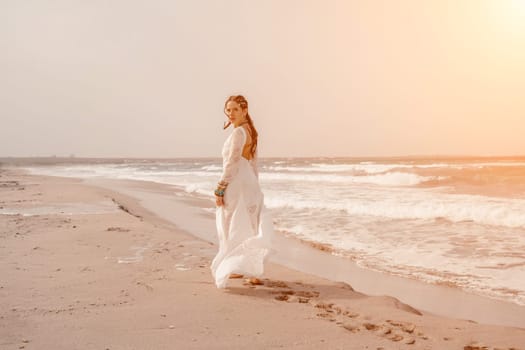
left=2, top=0, right=524, bottom=158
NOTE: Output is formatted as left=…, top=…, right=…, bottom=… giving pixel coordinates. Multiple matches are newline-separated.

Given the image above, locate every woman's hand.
left=215, top=195, right=224, bottom=207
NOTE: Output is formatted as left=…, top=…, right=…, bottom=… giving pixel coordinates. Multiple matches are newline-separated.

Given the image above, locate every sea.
left=18, top=156, right=525, bottom=306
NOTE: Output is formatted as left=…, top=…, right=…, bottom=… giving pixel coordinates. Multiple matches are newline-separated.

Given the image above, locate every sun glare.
left=510, top=0, right=525, bottom=12
left=492, top=0, right=525, bottom=35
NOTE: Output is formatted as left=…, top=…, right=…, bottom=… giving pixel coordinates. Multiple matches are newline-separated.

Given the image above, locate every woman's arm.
left=219, top=127, right=246, bottom=184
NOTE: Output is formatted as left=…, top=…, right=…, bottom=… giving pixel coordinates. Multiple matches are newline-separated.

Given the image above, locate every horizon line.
left=2, top=154, right=525, bottom=160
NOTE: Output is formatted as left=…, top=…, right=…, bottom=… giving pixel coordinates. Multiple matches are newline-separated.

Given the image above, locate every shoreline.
left=5, top=165, right=525, bottom=327
left=1, top=167, right=525, bottom=349
left=81, top=175, right=525, bottom=329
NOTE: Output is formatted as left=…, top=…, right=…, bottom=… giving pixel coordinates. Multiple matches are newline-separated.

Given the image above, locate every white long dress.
left=211, top=126, right=273, bottom=289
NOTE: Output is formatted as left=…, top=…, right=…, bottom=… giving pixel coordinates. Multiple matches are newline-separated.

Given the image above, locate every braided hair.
left=223, top=95, right=258, bottom=158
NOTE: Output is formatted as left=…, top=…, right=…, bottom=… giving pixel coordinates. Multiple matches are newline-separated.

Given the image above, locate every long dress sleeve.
left=220, top=127, right=246, bottom=184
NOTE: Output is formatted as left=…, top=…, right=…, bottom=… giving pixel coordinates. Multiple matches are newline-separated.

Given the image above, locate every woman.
left=211, top=95, right=273, bottom=289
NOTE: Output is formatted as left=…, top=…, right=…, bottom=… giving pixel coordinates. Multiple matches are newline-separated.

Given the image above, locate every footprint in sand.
left=272, top=290, right=311, bottom=304
left=310, top=298, right=422, bottom=346
left=295, top=290, right=320, bottom=298
left=136, top=281, right=154, bottom=291
left=381, top=320, right=423, bottom=344
left=342, top=310, right=360, bottom=318
left=464, top=343, right=489, bottom=350
left=271, top=290, right=295, bottom=296
left=275, top=295, right=289, bottom=301
left=106, top=227, right=130, bottom=232
left=385, top=319, right=419, bottom=336
left=405, top=338, right=416, bottom=344
left=315, top=302, right=334, bottom=311
left=361, top=321, right=414, bottom=345
left=317, top=312, right=335, bottom=321
left=262, top=279, right=321, bottom=305
left=388, top=333, right=404, bottom=342
left=342, top=322, right=360, bottom=333
left=264, top=280, right=290, bottom=289
left=363, top=323, right=380, bottom=331
left=242, top=278, right=264, bottom=286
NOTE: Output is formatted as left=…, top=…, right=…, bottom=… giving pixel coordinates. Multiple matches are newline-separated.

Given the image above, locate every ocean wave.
left=201, top=165, right=222, bottom=171
left=182, top=183, right=212, bottom=196
left=261, top=171, right=440, bottom=186
left=278, top=221, right=525, bottom=306
left=265, top=161, right=525, bottom=174
left=265, top=163, right=409, bottom=174
left=265, top=193, right=525, bottom=228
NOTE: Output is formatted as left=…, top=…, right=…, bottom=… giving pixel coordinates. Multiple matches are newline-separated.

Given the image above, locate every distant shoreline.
left=2, top=154, right=525, bottom=166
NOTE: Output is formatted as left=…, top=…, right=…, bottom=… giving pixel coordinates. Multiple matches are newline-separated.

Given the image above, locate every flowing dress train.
left=211, top=126, right=273, bottom=288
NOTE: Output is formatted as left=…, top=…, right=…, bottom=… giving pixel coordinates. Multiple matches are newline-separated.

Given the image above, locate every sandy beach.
left=1, top=167, right=524, bottom=350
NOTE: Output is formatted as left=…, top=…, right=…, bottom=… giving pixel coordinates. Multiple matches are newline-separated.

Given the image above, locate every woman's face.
left=225, top=101, right=247, bottom=126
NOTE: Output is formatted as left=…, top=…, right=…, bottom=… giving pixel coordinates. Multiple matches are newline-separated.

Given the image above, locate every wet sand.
left=1, top=167, right=524, bottom=350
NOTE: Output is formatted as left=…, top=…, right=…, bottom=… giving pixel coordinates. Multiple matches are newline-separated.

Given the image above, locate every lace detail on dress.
left=247, top=204, right=257, bottom=214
